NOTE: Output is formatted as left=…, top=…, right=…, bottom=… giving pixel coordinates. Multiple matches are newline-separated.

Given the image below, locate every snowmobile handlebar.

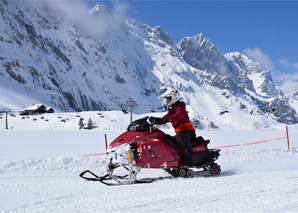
left=127, top=116, right=169, bottom=132
left=149, top=116, right=170, bottom=125
left=148, top=116, right=161, bottom=125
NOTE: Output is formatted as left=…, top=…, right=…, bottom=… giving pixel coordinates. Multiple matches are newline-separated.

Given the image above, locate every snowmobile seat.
left=165, top=135, right=209, bottom=149
left=191, top=136, right=204, bottom=145
left=191, top=137, right=210, bottom=149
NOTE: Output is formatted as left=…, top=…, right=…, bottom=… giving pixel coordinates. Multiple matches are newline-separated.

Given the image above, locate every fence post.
left=286, top=125, right=290, bottom=150
left=105, top=134, right=108, bottom=155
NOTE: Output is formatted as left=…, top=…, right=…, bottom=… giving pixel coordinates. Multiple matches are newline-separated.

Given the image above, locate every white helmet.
left=158, top=89, right=182, bottom=110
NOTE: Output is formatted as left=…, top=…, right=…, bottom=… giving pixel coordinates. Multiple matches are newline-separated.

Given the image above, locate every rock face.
left=0, top=1, right=297, bottom=127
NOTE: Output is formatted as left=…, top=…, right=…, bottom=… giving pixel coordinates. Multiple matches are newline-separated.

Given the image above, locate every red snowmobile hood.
left=109, top=129, right=167, bottom=149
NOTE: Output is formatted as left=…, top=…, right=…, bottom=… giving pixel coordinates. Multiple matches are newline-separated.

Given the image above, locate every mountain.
left=0, top=0, right=297, bottom=128
left=287, top=91, right=298, bottom=115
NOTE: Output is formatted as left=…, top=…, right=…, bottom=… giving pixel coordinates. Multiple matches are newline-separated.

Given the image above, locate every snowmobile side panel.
left=134, top=142, right=146, bottom=167
left=140, top=138, right=179, bottom=168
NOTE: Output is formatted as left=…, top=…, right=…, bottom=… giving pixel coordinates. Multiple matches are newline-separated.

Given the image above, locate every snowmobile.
left=80, top=116, right=221, bottom=185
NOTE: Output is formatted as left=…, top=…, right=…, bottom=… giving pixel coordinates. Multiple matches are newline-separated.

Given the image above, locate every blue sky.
left=85, top=0, right=298, bottom=94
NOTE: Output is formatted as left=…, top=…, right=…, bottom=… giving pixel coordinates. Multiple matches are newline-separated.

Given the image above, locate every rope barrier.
left=213, top=125, right=290, bottom=149
left=213, top=137, right=287, bottom=149
left=80, top=126, right=291, bottom=157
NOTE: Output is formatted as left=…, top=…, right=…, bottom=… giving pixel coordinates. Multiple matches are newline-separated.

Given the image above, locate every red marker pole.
left=286, top=125, right=290, bottom=150
left=105, top=134, right=108, bottom=155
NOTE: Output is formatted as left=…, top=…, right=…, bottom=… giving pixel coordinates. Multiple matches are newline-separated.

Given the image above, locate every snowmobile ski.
left=79, top=170, right=154, bottom=186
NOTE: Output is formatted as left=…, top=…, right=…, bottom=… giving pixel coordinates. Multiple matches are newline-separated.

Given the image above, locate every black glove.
left=161, top=117, right=170, bottom=123
left=149, top=117, right=161, bottom=124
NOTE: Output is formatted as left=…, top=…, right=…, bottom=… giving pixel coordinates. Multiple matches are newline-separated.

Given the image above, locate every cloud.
left=272, top=69, right=298, bottom=94
left=279, top=57, right=298, bottom=70
left=270, top=71, right=298, bottom=94
left=279, top=80, right=298, bottom=94
left=274, top=72, right=298, bottom=82
left=276, top=58, right=298, bottom=94
left=279, top=58, right=289, bottom=66
left=243, top=47, right=274, bottom=71
left=34, top=0, right=129, bottom=37
left=112, top=2, right=130, bottom=19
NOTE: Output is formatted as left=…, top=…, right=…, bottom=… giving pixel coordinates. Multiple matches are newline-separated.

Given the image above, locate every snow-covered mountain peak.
left=0, top=1, right=297, bottom=127
left=181, top=33, right=214, bottom=50
left=89, top=3, right=113, bottom=16
left=152, top=26, right=176, bottom=48
left=225, top=52, right=263, bottom=74
left=178, top=33, right=229, bottom=76
left=179, top=33, right=208, bottom=49
left=193, top=33, right=207, bottom=43
left=225, top=52, right=283, bottom=98
left=225, top=52, right=243, bottom=61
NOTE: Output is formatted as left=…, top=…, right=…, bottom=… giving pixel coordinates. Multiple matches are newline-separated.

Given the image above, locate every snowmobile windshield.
left=127, top=116, right=150, bottom=132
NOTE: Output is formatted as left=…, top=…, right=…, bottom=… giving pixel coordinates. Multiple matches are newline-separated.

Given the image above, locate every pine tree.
left=86, top=117, right=93, bottom=130
left=78, top=117, right=84, bottom=129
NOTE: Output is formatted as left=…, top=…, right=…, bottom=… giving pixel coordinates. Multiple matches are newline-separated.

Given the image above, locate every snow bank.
left=0, top=155, right=107, bottom=177
left=220, top=147, right=298, bottom=175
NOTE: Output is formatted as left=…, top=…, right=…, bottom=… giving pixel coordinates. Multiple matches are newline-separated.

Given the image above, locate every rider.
left=149, top=89, right=196, bottom=165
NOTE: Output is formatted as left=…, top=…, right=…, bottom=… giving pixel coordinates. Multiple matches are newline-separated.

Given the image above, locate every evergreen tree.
left=86, top=117, right=93, bottom=130
left=78, top=117, right=84, bottom=129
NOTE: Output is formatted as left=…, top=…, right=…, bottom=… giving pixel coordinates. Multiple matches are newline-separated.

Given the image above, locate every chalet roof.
left=25, top=104, right=45, bottom=111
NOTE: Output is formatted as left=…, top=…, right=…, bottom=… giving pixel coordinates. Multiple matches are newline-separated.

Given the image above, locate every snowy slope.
left=0, top=0, right=297, bottom=128
left=1, top=112, right=298, bottom=212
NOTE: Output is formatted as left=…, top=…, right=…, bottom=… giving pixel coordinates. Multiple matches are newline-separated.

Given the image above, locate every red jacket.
left=162, top=101, right=195, bottom=133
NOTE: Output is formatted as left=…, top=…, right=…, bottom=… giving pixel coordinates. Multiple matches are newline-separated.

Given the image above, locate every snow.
left=248, top=72, right=266, bottom=96
left=1, top=111, right=298, bottom=212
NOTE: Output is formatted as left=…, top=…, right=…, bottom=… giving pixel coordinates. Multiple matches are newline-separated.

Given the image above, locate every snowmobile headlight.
left=108, top=144, right=134, bottom=165
left=127, top=150, right=133, bottom=164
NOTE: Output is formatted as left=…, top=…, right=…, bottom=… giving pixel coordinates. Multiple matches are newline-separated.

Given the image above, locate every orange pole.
left=105, top=134, right=108, bottom=155
left=286, top=125, right=290, bottom=150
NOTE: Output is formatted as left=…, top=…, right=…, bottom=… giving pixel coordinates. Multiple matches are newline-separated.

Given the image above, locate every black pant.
left=174, top=130, right=196, bottom=158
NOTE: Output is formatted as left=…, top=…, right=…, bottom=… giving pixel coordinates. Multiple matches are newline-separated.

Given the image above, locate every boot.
left=183, top=154, right=193, bottom=166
